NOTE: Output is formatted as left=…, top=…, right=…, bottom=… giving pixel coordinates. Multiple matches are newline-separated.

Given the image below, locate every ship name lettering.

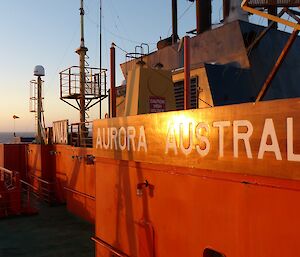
left=96, top=126, right=147, bottom=152
left=165, top=117, right=300, bottom=162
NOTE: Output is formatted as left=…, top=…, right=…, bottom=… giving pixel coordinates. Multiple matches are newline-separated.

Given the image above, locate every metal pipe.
left=80, top=0, right=85, bottom=47
left=256, top=29, right=299, bottom=102
left=110, top=43, right=116, bottom=118
left=37, top=76, right=43, bottom=144
left=268, top=6, right=278, bottom=29
left=223, top=0, right=230, bottom=22
left=184, top=36, right=191, bottom=110
left=99, top=0, right=102, bottom=119
left=172, top=0, right=178, bottom=44
left=196, top=0, right=212, bottom=34
left=196, top=0, right=201, bottom=34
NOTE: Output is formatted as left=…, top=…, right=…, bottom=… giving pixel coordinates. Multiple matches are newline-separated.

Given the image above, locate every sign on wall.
left=53, top=120, right=68, bottom=144
left=149, top=96, right=166, bottom=113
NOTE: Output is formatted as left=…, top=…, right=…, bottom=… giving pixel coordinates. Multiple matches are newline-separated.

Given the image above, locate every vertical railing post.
left=110, top=43, right=116, bottom=118
left=184, top=36, right=191, bottom=110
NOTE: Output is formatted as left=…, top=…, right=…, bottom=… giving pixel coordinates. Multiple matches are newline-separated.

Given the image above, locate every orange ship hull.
left=95, top=159, right=300, bottom=257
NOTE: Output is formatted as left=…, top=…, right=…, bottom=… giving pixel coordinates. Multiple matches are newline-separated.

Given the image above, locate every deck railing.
left=69, top=121, right=93, bottom=148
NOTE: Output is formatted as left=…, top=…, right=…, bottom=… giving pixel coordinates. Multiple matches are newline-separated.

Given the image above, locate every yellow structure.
left=123, top=66, right=176, bottom=116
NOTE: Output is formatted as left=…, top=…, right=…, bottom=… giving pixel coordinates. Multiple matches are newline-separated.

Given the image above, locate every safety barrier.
left=27, top=172, right=56, bottom=204
left=69, top=121, right=93, bottom=148
left=0, top=167, right=37, bottom=218
left=0, top=168, right=21, bottom=217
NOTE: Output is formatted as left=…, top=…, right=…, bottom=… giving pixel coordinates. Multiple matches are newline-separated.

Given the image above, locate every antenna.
left=59, top=0, right=108, bottom=147
left=100, top=0, right=103, bottom=118
left=76, top=0, right=88, bottom=136
left=80, top=0, right=85, bottom=48
left=31, top=65, right=45, bottom=144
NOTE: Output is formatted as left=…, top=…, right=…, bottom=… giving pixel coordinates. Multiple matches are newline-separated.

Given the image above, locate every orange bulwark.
left=27, top=144, right=96, bottom=223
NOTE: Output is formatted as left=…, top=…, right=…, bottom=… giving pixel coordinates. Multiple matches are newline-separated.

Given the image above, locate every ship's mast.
left=99, top=0, right=102, bottom=118
left=59, top=0, right=108, bottom=147
left=76, top=0, right=88, bottom=144
left=77, top=0, right=88, bottom=125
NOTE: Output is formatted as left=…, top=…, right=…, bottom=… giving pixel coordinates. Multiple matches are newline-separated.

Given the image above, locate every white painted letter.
left=127, top=126, right=136, bottom=151
left=118, top=127, right=127, bottom=151
left=96, top=128, right=102, bottom=149
left=180, top=123, right=193, bottom=156
left=195, top=123, right=210, bottom=157
left=102, top=128, right=110, bottom=149
left=110, top=127, right=118, bottom=150
left=165, top=123, right=178, bottom=155
left=213, top=121, right=231, bottom=157
left=233, top=120, right=253, bottom=159
left=287, top=117, right=300, bottom=162
left=137, top=126, right=147, bottom=152
left=258, top=118, right=282, bottom=160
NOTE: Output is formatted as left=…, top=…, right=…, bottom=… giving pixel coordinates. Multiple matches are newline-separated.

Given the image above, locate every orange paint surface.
left=95, top=158, right=300, bottom=257
left=26, top=144, right=96, bottom=223
left=0, top=144, right=27, bottom=179
left=58, top=146, right=96, bottom=223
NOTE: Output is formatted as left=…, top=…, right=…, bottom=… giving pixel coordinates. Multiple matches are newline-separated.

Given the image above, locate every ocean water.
left=0, top=132, right=35, bottom=143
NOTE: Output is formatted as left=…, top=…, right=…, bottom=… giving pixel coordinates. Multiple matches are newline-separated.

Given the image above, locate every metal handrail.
left=60, top=65, right=107, bottom=74
left=0, top=167, right=15, bottom=188
left=29, top=173, right=53, bottom=185
left=69, top=121, right=93, bottom=148
left=26, top=173, right=55, bottom=203
left=91, top=236, right=130, bottom=257
left=20, top=179, right=38, bottom=191
left=64, top=186, right=95, bottom=200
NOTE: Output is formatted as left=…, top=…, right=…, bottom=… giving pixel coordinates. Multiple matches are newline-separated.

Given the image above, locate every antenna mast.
left=99, top=0, right=103, bottom=118
left=77, top=0, right=88, bottom=126
left=59, top=0, right=108, bottom=147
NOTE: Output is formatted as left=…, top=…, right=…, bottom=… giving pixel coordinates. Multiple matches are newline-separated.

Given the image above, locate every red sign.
left=149, top=96, right=166, bottom=113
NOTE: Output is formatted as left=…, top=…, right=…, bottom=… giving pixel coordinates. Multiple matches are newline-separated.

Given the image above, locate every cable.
left=85, top=9, right=156, bottom=45
left=167, top=1, right=195, bottom=37
left=114, top=43, right=128, bottom=54
left=108, top=0, right=131, bottom=41
left=103, top=26, right=156, bottom=45
left=48, top=27, right=79, bottom=86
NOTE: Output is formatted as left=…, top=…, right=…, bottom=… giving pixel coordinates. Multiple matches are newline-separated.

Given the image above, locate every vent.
left=174, top=77, right=198, bottom=110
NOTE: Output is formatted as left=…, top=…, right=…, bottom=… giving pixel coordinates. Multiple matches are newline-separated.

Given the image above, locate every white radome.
left=34, top=65, right=45, bottom=77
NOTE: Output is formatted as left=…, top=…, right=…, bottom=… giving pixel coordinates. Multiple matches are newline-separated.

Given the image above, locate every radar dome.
left=34, top=65, right=45, bottom=76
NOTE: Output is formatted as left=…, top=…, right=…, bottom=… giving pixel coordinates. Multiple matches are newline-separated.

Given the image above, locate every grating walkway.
left=0, top=201, right=94, bottom=257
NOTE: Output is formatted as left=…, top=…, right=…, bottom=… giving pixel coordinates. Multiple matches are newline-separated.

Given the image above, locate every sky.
left=0, top=0, right=271, bottom=132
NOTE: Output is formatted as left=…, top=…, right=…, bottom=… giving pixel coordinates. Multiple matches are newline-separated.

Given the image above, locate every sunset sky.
left=0, top=0, right=266, bottom=132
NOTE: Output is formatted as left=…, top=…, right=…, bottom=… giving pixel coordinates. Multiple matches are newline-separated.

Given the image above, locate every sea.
left=0, top=132, right=35, bottom=144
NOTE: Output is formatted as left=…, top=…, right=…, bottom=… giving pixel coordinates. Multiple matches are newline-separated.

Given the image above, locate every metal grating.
left=246, top=0, right=300, bottom=7
left=174, top=77, right=198, bottom=110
